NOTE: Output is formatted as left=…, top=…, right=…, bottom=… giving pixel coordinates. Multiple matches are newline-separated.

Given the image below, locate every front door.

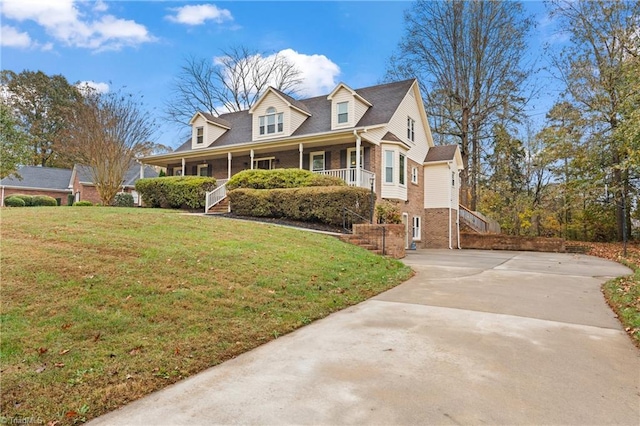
left=347, top=148, right=364, bottom=185
left=402, top=213, right=409, bottom=249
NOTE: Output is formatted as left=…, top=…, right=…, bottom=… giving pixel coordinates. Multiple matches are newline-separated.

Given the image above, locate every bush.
left=112, top=192, right=135, bottom=207
left=226, top=169, right=345, bottom=191
left=67, top=194, right=75, bottom=206
left=32, top=195, right=58, bottom=206
left=228, top=186, right=372, bottom=226
left=135, top=176, right=217, bottom=209
left=73, top=201, right=93, bottom=206
left=9, top=194, right=34, bottom=206
left=4, top=196, right=26, bottom=207
left=375, top=200, right=402, bottom=224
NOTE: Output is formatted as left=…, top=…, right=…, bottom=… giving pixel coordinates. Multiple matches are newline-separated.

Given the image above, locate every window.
left=411, top=166, right=418, bottom=184
left=399, top=153, right=406, bottom=185
left=452, top=171, right=455, bottom=186
left=173, top=167, right=183, bottom=176
left=412, top=216, right=421, bottom=240
left=384, top=150, right=394, bottom=183
left=310, top=151, right=325, bottom=172
left=337, top=102, right=348, bottom=124
left=407, top=117, right=415, bottom=142
left=197, top=164, right=208, bottom=176
left=347, top=147, right=364, bottom=169
left=259, top=107, right=283, bottom=135
left=253, top=157, right=274, bottom=170
left=196, top=127, right=204, bottom=144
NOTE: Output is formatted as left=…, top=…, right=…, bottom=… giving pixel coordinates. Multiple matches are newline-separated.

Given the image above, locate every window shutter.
left=364, top=147, right=370, bottom=170
left=340, top=150, right=346, bottom=169
left=206, top=164, right=211, bottom=177
left=325, top=151, right=332, bottom=170
left=302, top=154, right=310, bottom=170
left=191, top=166, right=197, bottom=176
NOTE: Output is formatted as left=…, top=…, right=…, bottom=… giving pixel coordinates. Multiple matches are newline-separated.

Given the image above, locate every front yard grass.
left=0, top=207, right=412, bottom=424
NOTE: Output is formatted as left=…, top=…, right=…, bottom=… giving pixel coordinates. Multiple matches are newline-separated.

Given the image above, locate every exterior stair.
left=207, top=197, right=229, bottom=214
left=339, top=234, right=382, bottom=255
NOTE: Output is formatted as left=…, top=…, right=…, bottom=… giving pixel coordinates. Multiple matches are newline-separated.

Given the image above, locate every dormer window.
left=259, top=107, right=283, bottom=135
left=337, top=102, right=348, bottom=124
left=196, top=127, right=204, bottom=144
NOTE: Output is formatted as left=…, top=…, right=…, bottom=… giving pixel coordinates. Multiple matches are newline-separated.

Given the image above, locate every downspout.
left=448, top=162, right=452, bottom=250
left=457, top=169, right=461, bottom=249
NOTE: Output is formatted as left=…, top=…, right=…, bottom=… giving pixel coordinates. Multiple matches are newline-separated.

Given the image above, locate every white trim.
left=0, top=186, right=71, bottom=193
left=347, top=147, right=364, bottom=169
left=412, top=215, right=421, bottom=241
left=197, top=164, right=208, bottom=176
left=253, top=157, right=275, bottom=170
left=402, top=212, right=409, bottom=249
left=411, top=166, right=418, bottom=184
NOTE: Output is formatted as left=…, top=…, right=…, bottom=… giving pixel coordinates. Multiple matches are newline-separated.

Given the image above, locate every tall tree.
left=0, top=70, right=81, bottom=167
left=385, top=0, right=534, bottom=210
left=165, top=45, right=303, bottom=125
left=61, top=88, right=156, bottom=205
left=547, top=0, right=640, bottom=241
left=0, top=103, right=31, bottom=179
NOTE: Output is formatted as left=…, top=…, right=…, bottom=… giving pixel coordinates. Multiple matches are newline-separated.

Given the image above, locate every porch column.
left=227, top=152, right=232, bottom=179
left=139, top=163, right=144, bottom=180
left=355, top=132, right=362, bottom=186
left=250, top=149, right=254, bottom=170
left=299, top=143, right=304, bottom=169
left=181, top=158, right=185, bottom=176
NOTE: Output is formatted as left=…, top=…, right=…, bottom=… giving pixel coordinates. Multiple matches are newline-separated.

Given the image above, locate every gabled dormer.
left=189, top=112, right=231, bottom=150
left=327, top=83, right=372, bottom=130
left=249, top=87, right=311, bottom=141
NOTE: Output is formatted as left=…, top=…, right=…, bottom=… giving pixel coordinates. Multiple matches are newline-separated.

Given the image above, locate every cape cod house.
left=140, top=79, right=464, bottom=248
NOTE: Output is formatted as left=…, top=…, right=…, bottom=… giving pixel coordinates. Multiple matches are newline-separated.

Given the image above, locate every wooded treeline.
left=386, top=0, right=639, bottom=242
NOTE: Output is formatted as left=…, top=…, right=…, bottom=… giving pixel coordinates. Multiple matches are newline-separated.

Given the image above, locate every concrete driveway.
left=89, top=250, right=639, bottom=425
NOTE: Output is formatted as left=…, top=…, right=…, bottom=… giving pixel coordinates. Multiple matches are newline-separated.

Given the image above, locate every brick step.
left=207, top=199, right=229, bottom=214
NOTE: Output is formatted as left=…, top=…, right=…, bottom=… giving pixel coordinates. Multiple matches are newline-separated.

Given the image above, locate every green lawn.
left=0, top=207, right=412, bottom=424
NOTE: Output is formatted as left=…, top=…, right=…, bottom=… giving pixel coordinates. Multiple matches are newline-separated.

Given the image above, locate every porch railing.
left=459, top=204, right=488, bottom=233
left=205, top=179, right=228, bottom=213
left=314, top=168, right=375, bottom=188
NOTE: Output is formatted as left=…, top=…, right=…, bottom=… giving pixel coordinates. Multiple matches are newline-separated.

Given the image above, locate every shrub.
left=375, top=200, right=402, bottom=224
left=226, top=169, right=344, bottom=191
left=112, top=192, right=135, bottom=207
left=228, top=186, right=371, bottom=226
left=9, top=194, right=34, bottom=206
left=135, top=176, right=217, bottom=209
left=32, top=195, right=58, bottom=206
left=73, top=201, right=93, bottom=206
left=67, top=194, right=75, bottom=206
left=4, top=196, right=26, bottom=207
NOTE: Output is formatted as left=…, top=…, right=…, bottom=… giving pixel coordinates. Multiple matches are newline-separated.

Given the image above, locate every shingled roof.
left=424, top=145, right=459, bottom=163
left=179, top=79, right=416, bottom=151
left=74, top=163, right=158, bottom=186
left=0, top=166, right=72, bottom=191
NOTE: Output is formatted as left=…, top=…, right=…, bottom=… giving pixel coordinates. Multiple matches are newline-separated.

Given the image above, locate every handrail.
left=342, top=207, right=370, bottom=233
left=459, top=204, right=488, bottom=233
left=205, top=179, right=228, bottom=213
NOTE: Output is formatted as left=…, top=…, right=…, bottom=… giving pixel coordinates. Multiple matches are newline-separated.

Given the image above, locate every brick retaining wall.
left=461, top=233, right=565, bottom=252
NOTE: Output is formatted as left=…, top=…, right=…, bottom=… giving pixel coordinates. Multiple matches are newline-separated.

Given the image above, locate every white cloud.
left=1, top=24, right=33, bottom=48
left=166, top=4, right=233, bottom=26
left=276, top=49, right=341, bottom=97
left=0, top=0, right=155, bottom=51
left=76, top=81, right=110, bottom=95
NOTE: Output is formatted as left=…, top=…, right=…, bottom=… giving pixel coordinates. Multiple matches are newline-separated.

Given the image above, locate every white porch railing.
left=314, top=168, right=375, bottom=188
left=205, top=179, right=228, bottom=212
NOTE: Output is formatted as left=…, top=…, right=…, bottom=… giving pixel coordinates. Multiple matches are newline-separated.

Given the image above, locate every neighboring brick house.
left=1, top=166, right=72, bottom=206
left=70, top=163, right=158, bottom=205
left=140, top=79, right=464, bottom=248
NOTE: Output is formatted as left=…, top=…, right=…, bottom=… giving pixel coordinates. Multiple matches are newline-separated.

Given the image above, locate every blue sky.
left=1, top=0, right=557, bottom=148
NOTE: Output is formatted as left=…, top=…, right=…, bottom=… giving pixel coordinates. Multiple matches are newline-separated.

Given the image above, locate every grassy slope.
left=0, top=207, right=412, bottom=424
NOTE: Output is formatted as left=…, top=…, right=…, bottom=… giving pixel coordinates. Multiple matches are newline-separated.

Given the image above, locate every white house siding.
left=380, top=143, right=408, bottom=201
left=191, top=115, right=206, bottom=150
left=424, top=163, right=454, bottom=209
left=354, top=97, right=369, bottom=124
left=330, top=88, right=355, bottom=129
left=251, top=92, right=290, bottom=141
left=386, top=83, right=431, bottom=167
left=207, top=124, right=227, bottom=146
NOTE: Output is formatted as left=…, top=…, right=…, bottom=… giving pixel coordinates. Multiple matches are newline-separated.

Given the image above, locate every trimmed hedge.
left=4, top=196, right=26, bottom=207
left=135, top=176, right=217, bottom=209
left=8, top=194, right=34, bottom=206
left=32, top=195, right=58, bottom=206
left=73, top=201, right=93, bottom=206
left=113, top=192, right=134, bottom=207
left=226, top=169, right=345, bottom=191
left=228, top=186, right=372, bottom=226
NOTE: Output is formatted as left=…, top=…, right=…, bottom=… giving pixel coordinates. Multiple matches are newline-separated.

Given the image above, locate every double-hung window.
left=384, top=150, right=394, bottom=184
left=311, top=151, right=325, bottom=172
left=337, top=102, right=348, bottom=124
left=259, top=107, right=283, bottom=135
left=411, top=166, right=418, bottom=184
left=407, top=117, right=415, bottom=142
left=399, top=153, right=406, bottom=185
left=412, top=216, right=421, bottom=240
left=196, top=127, right=204, bottom=144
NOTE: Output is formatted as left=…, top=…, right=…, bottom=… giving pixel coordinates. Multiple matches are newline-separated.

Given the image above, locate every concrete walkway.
left=89, top=250, right=639, bottom=425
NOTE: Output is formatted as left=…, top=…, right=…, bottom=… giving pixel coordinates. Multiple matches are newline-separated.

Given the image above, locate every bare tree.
left=165, top=45, right=303, bottom=125
left=61, top=88, right=156, bottom=205
left=385, top=0, right=535, bottom=210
